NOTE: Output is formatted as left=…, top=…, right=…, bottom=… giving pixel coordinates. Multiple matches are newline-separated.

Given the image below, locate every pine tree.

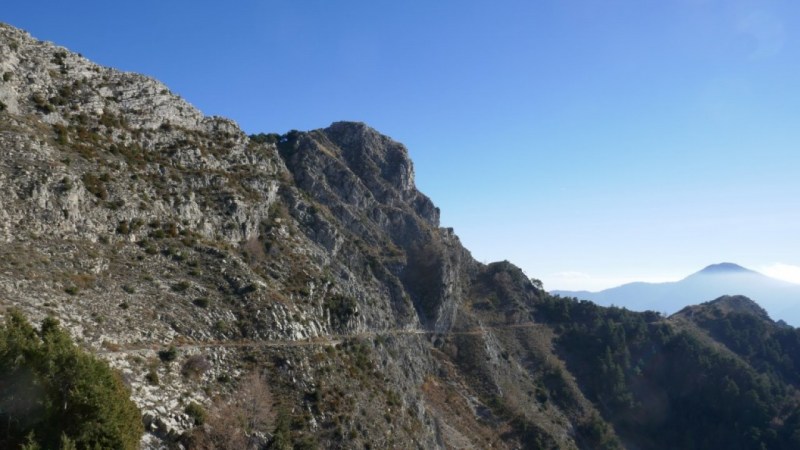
left=0, top=310, right=143, bottom=449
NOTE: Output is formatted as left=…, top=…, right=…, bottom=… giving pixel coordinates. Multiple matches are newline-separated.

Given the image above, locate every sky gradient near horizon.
left=4, top=1, right=800, bottom=290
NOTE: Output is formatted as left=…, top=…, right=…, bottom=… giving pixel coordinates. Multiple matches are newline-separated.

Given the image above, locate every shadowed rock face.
left=5, top=22, right=800, bottom=450
left=0, top=23, right=592, bottom=449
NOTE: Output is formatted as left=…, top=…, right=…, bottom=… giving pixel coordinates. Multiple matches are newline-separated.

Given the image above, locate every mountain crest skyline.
left=690, top=262, right=760, bottom=276
left=695, top=262, right=757, bottom=276
left=3, top=20, right=800, bottom=449
left=553, top=262, right=800, bottom=326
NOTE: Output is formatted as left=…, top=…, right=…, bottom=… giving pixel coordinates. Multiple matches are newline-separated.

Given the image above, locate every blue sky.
left=4, top=1, right=800, bottom=290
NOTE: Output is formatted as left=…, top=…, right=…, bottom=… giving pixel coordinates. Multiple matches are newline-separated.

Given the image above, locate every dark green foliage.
left=116, top=221, right=130, bottom=234
left=50, top=86, right=73, bottom=107
left=193, top=297, right=210, bottom=308
left=269, top=409, right=293, bottom=450
left=158, top=346, right=178, bottom=362
left=145, top=368, right=159, bottom=386
left=31, top=93, right=54, bottom=114
left=0, top=310, right=142, bottom=449
left=694, top=310, right=800, bottom=386
left=185, top=402, right=206, bottom=426
left=576, top=412, right=619, bottom=450
left=274, top=130, right=302, bottom=157
left=172, top=281, right=191, bottom=292
left=59, top=176, right=73, bottom=191
left=249, top=132, right=281, bottom=145
left=51, top=50, right=67, bottom=67
left=81, top=173, right=108, bottom=200
left=536, top=295, right=799, bottom=450
left=63, top=286, right=79, bottom=295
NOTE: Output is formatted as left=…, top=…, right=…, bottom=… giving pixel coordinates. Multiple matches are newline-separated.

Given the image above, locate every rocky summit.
left=3, top=23, right=800, bottom=450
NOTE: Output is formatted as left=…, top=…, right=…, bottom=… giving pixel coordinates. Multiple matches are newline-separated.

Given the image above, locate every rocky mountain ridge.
left=0, top=23, right=586, bottom=448
left=3, top=23, right=800, bottom=450
left=675, top=295, right=772, bottom=321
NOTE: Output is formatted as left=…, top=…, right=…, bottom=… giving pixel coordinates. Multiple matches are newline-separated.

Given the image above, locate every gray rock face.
left=0, top=22, right=601, bottom=449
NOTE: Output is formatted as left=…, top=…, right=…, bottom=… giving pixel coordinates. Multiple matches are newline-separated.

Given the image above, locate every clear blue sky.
left=5, top=1, right=800, bottom=290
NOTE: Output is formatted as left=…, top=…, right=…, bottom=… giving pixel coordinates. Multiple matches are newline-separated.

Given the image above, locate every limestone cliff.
left=7, top=23, right=800, bottom=450
left=0, top=23, right=603, bottom=449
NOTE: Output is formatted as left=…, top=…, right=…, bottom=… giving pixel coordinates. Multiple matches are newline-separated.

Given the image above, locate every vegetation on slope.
left=536, top=295, right=800, bottom=450
left=5, top=23, right=800, bottom=449
left=0, top=310, right=143, bottom=450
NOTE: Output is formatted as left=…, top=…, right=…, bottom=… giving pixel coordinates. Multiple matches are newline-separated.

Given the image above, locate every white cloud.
left=758, top=263, right=800, bottom=285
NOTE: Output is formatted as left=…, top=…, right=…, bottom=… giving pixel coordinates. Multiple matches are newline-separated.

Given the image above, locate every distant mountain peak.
left=696, top=262, right=755, bottom=275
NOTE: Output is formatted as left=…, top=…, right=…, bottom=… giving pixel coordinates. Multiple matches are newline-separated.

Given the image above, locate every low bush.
left=158, top=346, right=178, bottom=362
left=185, top=403, right=206, bottom=426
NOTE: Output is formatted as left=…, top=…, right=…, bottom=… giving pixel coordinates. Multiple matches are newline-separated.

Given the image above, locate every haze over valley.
left=555, top=262, right=800, bottom=326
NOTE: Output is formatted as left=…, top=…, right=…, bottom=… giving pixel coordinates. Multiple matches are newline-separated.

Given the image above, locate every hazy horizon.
left=552, top=261, right=800, bottom=292
left=5, top=1, right=800, bottom=291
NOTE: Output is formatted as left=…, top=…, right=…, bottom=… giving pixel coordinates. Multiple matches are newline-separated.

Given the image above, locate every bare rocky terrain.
left=3, top=23, right=800, bottom=450
left=0, top=23, right=601, bottom=449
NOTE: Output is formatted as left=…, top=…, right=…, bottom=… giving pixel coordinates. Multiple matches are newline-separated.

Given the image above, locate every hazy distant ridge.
left=553, top=263, right=800, bottom=326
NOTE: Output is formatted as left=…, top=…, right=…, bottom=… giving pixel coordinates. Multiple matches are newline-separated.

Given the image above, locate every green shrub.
left=158, top=346, right=178, bottom=362
left=249, top=132, right=281, bottom=145
left=172, top=281, right=190, bottom=292
left=53, top=124, right=68, bottom=145
left=117, top=221, right=130, bottom=234
left=0, top=311, right=142, bottom=449
left=81, top=173, right=108, bottom=200
left=31, top=93, right=54, bottom=113
left=145, top=369, right=159, bottom=386
left=185, top=402, right=206, bottom=426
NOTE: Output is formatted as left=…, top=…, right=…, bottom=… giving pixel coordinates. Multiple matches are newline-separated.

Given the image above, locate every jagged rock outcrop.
left=6, top=22, right=800, bottom=450
left=0, top=23, right=603, bottom=449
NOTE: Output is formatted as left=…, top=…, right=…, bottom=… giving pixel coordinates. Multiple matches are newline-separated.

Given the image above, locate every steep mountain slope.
left=538, top=294, right=800, bottom=449
left=554, top=263, right=800, bottom=326
left=0, top=23, right=607, bottom=449
left=3, top=23, right=800, bottom=450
